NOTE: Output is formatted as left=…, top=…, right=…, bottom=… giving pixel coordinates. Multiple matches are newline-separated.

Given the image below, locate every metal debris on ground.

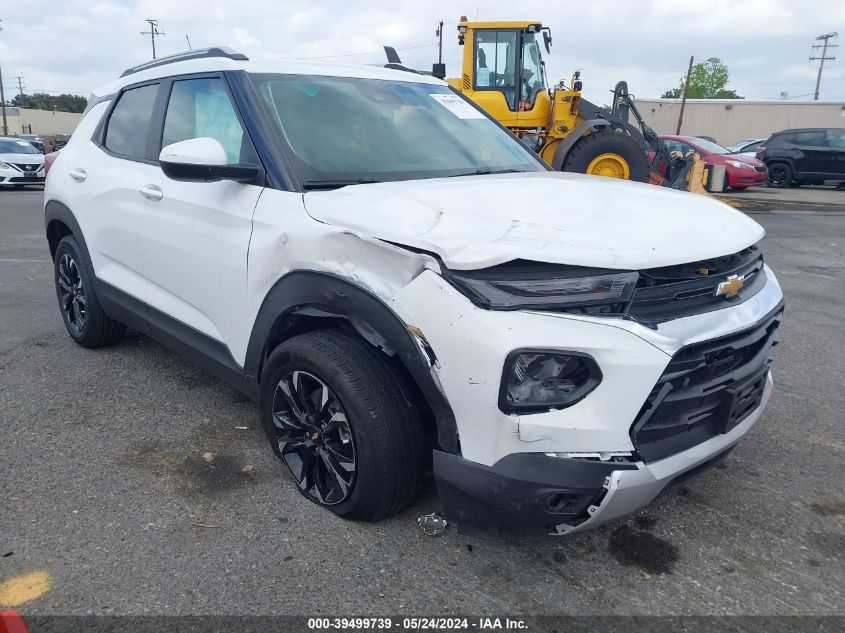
left=417, top=512, right=449, bottom=536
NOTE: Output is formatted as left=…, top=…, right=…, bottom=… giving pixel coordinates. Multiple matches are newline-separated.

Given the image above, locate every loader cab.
left=450, top=19, right=553, bottom=129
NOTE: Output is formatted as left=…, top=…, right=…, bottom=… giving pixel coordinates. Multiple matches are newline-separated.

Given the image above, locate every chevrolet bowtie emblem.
left=715, top=274, right=745, bottom=298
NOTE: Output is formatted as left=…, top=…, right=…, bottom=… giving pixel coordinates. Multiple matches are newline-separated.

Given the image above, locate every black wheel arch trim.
left=45, top=200, right=91, bottom=264
left=764, top=159, right=794, bottom=173
left=245, top=270, right=460, bottom=454
left=550, top=119, right=609, bottom=171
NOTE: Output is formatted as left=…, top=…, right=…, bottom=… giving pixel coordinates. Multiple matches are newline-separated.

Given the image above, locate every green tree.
left=661, top=58, right=743, bottom=99
left=10, top=92, right=88, bottom=113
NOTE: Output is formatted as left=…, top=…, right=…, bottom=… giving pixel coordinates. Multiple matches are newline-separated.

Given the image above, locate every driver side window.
left=162, top=77, right=249, bottom=164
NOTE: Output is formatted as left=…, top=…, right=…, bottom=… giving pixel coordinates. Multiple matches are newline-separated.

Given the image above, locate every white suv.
left=45, top=48, right=784, bottom=536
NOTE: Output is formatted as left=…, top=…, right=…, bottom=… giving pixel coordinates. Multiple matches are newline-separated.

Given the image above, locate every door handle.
left=68, top=167, right=87, bottom=182
left=139, top=184, right=164, bottom=201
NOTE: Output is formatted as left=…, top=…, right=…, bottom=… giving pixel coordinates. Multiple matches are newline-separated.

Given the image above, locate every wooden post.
left=676, top=55, right=694, bottom=135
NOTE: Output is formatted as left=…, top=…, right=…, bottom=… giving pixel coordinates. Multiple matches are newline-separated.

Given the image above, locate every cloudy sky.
left=1, top=0, right=843, bottom=103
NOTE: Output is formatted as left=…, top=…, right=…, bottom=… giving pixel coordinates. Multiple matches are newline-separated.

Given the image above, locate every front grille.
left=628, top=246, right=766, bottom=325
left=630, top=305, right=782, bottom=463
left=11, top=163, right=42, bottom=172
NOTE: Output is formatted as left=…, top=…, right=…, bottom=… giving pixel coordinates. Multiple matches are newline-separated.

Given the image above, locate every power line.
left=809, top=32, right=837, bottom=100
left=3, top=86, right=91, bottom=94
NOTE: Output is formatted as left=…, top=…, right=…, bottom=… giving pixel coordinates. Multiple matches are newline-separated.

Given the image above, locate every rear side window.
left=827, top=129, right=845, bottom=148
left=783, top=131, right=827, bottom=147
left=162, top=77, right=248, bottom=164
left=104, top=84, right=159, bottom=159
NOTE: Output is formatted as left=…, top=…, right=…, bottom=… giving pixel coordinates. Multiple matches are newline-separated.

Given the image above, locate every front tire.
left=258, top=330, right=426, bottom=521
left=767, top=163, right=792, bottom=188
left=53, top=236, right=125, bottom=347
left=562, top=128, right=650, bottom=183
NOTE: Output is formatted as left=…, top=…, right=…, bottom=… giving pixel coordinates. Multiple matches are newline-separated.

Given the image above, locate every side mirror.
left=159, top=137, right=259, bottom=183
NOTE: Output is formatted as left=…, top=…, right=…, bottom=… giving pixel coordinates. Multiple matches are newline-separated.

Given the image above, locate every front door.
left=135, top=74, right=263, bottom=365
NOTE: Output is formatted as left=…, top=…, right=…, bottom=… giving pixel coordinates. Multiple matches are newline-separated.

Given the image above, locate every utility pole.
left=431, top=20, right=445, bottom=79
left=676, top=55, right=694, bottom=135
left=14, top=74, right=23, bottom=95
left=141, top=19, right=164, bottom=59
left=0, top=19, right=7, bottom=136
left=810, top=32, right=837, bottom=101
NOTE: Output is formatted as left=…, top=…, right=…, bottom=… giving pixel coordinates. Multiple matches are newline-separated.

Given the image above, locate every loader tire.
left=562, top=128, right=650, bottom=183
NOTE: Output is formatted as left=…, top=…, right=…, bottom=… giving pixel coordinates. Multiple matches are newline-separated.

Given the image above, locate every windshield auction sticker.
left=429, top=93, right=486, bottom=119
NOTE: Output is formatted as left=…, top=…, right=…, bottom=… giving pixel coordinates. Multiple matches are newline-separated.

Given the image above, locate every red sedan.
left=659, top=135, right=768, bottom=190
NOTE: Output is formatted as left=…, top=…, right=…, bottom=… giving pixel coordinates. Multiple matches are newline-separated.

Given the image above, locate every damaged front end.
left=433, top=450, right=637, bottom=539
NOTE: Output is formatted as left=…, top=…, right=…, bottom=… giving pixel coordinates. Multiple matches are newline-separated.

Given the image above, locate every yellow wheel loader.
left=385, top=19, right=705, bottom=191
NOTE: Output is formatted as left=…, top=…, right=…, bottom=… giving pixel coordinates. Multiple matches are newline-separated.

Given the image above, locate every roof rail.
left=120, top=47, right=249, bottom=78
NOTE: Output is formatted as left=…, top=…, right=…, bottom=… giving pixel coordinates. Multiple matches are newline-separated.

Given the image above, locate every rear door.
left=824, top=129, right=845, bottom=177
left=134, top=73, right=264, bottom=365
left=787, top=130, right=828, bottom=176
left=66, top=80, right=162, bottom=302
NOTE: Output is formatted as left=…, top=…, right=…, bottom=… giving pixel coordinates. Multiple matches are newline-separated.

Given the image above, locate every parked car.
left=45, top=48, right=784, bottom=536
left=17, top=134, right=45, bottom=153
left=659, top=135, right=768, bottom=190
left=43, top=150, right=61, bottom=177
left=49, top=136, right=70, bottom=152
left=728, top=138, right=766, bottom=157
left=756, top=128, right=845, bottom=188
left=0, top=136, right=46, bottom=187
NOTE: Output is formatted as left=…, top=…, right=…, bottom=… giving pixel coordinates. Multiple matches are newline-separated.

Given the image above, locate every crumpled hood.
left=303, top=171, right=764, bottom=270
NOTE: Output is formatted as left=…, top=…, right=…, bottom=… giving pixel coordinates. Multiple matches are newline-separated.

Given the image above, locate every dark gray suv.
left=757, top=127, right=845, bottom=188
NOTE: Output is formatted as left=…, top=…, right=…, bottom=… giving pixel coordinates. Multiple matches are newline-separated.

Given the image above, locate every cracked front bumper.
left=433, top=372, right=772, bottom=537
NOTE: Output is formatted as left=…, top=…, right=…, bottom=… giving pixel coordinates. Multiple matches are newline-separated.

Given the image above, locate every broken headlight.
left=500, top=350, right=602, bottom=413
left=445, top=265, right=638, bottom=313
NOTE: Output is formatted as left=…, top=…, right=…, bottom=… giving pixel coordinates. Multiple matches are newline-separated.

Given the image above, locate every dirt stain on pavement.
left=608, top=524, right=679, bottom=575
left=116, top=442, right=258, bottom=496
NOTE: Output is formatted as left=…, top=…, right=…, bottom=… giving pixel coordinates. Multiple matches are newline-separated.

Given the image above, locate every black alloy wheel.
left=57, top=252, right=87, bottom=334
left=767, top=163, right=791, bottom=188
left=270, top=370, right=357, bottom=505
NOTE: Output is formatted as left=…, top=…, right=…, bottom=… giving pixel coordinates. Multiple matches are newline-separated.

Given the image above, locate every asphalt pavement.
left=0, top=187, right=843, bottom=617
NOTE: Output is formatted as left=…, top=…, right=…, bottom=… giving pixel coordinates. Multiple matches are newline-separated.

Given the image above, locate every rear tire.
left=258, top=330, right=426, bottom=521
left=562, top=128, right=650, bottom=183
left=767, top=163, right=792, bottom=188
left=53, top=236, right=125, bottom=347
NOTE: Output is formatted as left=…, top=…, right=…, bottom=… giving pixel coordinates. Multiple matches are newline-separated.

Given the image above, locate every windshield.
left=690, top=137, right=731, bottom=155
left=249, top=74, right=545, bottom=187
left=0, top=139, right=40, bottom=155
